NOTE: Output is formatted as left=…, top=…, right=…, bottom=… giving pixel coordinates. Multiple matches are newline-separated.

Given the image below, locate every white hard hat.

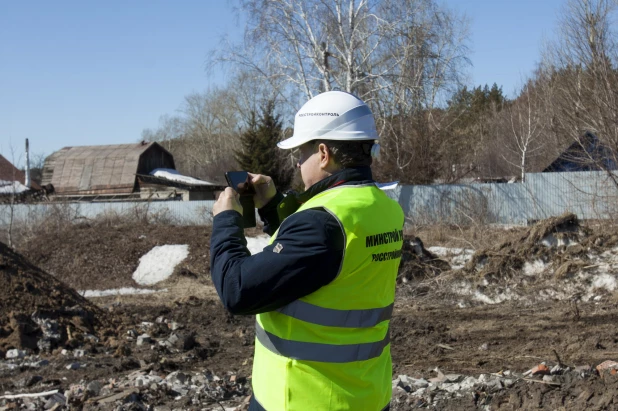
left=278, top=91, right=378, bottom=150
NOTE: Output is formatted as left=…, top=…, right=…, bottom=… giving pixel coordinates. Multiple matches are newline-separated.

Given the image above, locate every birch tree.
left=501, top=83, right=546, bottom=182
left=212, top=0, right=471, bottom=182
left=541, top=0, right=618, bottom=184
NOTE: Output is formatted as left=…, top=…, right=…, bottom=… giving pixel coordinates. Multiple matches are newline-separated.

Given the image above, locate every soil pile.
left=447, top=213, right=618, bottom=304
left=0, top=241, right=110, bottom=354
left=463, top=213, right=583, bottom=281
left=463, top=213, right=618, bottom=281
left=397, top=236, right=451, bottom=283
left=19, top=223, right=212, bottom=291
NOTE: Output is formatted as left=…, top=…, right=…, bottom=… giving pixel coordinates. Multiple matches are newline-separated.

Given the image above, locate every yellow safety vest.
left=252, top=184, right=404, bottom=410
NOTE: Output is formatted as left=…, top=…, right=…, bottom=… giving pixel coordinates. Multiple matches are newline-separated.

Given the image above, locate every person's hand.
left=249, top=173, right=277, bottom=209
left=213, top=187, right=243, bottom=217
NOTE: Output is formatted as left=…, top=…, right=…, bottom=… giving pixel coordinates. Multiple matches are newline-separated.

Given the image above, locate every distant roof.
left=150, top=169, right=219, bottom=186
left=0, top=181, right=29, bottom=195
left=0, top=154, right=41, bottom=190
left=543, top=132, right=617, bottom=172
left=42, top=142, right=175, bottom=195
left=136, top=173, right=225, bottom=191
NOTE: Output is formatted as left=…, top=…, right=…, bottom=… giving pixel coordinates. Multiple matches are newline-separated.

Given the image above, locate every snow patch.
left=523, top=260, right=547, bottom=276
left=0, top=180, right=29, bottom=194
left=591, top=274, right=617, bottom=292
left=132, top=245, right=189, bottom=285
left=428, top=246, right=465, bottom=256
left=600, top=247, right=618, bottom=262
left=541, top=234, right=578, bottom=248
left=151, top=168, right=217, bottom=186
left=493, top=224, right=523, bottom=230
left=81, top=288, right=167, bottom=298
left=451, top=281, right=473, bottom=296
left=473, top=289, right=518, bottom=304
left=538, top=288, right=566, bottom=300
left=428, top=247, right=474, bottom=270
left=246, top=236, right=270, bottom=255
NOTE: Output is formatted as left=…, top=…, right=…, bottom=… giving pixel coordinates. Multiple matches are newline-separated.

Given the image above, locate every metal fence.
left=386, top=170, right=618, bottom=225
left=0, top=200, right=216, bottom=228
left=1, top=171, right=617, bottom=228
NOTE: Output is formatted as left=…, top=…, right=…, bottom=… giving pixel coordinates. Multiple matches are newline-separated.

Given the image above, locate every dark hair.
left=313, top=139, right=374, bottom=167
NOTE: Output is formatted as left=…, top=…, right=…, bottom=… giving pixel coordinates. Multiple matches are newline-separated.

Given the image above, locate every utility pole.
left=25, top=139, right=31, bottom=189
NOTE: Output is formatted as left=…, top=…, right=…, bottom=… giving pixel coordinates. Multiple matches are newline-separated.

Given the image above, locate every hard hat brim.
left=277, top=135, right=313, bottom=150
left=277, top=131, right=379, bottom=150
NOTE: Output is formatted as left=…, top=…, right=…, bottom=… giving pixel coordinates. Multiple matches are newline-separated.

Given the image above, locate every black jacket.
left=210, top=167, right=373, bottom=315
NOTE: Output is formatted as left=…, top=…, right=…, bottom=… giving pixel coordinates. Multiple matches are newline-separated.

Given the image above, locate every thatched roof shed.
left=42, top=142, right=175, bottom=196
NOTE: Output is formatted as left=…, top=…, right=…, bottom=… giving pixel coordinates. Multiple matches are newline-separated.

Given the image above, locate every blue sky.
left=1, top=0, right=563, bottom=167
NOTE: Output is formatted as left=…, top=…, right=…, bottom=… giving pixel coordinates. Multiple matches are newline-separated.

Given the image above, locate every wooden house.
left=41, top=142, right=222, bottom=201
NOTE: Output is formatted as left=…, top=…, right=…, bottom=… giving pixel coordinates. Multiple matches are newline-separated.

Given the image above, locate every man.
left=211, top=91, right=404, bottom=411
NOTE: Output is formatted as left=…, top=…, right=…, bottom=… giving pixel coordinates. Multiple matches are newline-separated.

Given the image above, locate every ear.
left=317, top=143, right=332, bottom=169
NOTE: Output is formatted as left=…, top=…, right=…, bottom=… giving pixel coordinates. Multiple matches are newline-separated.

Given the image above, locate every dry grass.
left=407, top=223, right=527, bottom=251
left=0, top=201, right=198, bottom=249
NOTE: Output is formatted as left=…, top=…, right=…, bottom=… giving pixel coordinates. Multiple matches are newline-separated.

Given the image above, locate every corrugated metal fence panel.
left=394, top=171, right=617, bottom=225
left=525, top=171, right=617, bottom=221
left=1, top=171, right=617, bottom=228
left=1, top=201, right=216, bottom=227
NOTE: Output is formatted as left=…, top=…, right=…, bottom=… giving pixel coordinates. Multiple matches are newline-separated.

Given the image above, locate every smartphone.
left=224, top=171, right=256, bottom=228
left=225, top=171, right=256, bottom=196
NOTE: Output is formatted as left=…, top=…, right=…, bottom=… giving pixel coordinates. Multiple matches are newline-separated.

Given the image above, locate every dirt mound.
left=440, top=214, right=618, bottom=304
left=463, top=213, right=582, bottom=281
left=398, top=236, right=451, bottom=284
left=19, top=223, right=212, bottom=291
left=0, top=241, right=110, bottom=354
left=463, top=213, right=618, bottom=283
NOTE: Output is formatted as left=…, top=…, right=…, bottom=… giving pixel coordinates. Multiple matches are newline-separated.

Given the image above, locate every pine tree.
left=235, top=100, right=294, bottom=191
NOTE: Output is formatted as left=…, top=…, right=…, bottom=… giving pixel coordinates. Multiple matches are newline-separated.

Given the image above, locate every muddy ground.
left=0, top=218, right=617, bottom=410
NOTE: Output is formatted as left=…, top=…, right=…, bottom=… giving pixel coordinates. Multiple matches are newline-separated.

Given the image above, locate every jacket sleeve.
left=210, top=208, right=344, bottom=315
left=257, top=191, right=285, bottom=236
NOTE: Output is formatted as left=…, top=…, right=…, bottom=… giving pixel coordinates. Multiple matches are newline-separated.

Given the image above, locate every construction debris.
left=392, top=358, right=618, bottom=410
left=0, top=242, right=112, bottom=354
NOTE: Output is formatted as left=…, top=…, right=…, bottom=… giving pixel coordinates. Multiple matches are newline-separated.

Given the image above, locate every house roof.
left=41, top=142, right=173, bottom=194
left=136, top=174, right=225, bottom=191
left=0, top=154, right=41, bottom=190
left=543, top=131, right=616, bottom=172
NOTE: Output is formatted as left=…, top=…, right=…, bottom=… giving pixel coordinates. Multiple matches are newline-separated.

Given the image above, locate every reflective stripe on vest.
left=276, top=299, right=393, bottom=328
left=256, top=321, right=390, bottom=363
